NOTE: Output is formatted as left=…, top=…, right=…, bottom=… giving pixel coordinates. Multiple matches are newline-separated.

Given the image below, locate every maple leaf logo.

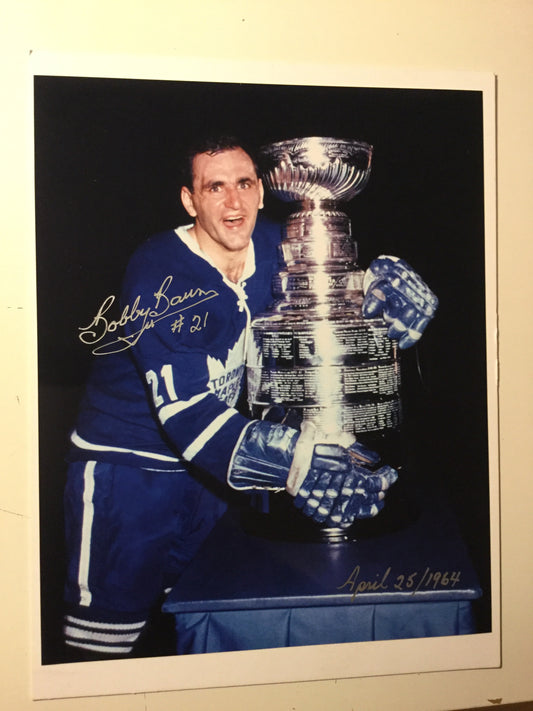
left=206, top=329, right=247, bottom=407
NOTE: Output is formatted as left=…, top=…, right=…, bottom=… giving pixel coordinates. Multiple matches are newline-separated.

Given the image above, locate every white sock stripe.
left=64, top=624, right=142, bottom=644
left=65, top=640, right=133, bottom=655
left=64, top=615, right=146, bottom=631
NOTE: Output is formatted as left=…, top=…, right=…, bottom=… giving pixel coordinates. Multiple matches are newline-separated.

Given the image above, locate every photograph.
left=32, top=62, right=498, bottom=696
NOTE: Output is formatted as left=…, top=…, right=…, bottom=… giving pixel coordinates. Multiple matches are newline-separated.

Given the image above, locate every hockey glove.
left=363, top=255, right=438, bottom=349
left=228, top=420, right=398, bottom=528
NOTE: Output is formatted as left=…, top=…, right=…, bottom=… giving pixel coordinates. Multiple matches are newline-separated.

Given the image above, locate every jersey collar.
left=175, top=224, right=256, bottom=283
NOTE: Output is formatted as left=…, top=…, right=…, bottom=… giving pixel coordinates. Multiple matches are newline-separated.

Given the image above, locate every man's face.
left=180, top=147, right=264, bottom=255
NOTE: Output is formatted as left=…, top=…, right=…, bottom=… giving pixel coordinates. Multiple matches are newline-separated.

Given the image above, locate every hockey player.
left=63, top=136, right=437, bottom=660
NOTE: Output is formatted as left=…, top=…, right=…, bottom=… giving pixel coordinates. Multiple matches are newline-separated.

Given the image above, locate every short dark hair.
left=180, top=135, right=259, bottom=190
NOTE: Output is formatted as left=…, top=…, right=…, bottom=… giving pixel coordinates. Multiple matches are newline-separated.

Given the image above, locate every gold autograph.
left=78, top=275, right=219, bottom=355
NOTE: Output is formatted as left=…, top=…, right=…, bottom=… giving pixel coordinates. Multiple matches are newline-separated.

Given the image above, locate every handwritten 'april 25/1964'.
left=337, top=565, right=462, bottom=601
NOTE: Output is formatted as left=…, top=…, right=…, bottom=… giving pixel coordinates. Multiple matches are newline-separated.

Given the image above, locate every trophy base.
left=317, top=527, right=353, bottom=544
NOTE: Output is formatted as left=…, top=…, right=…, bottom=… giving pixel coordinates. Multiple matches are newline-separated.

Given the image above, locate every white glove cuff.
left=285, top=420, right=317, bottom=496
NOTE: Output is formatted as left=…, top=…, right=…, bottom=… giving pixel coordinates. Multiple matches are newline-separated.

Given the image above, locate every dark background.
left=34, top=75, right=490, bottom=663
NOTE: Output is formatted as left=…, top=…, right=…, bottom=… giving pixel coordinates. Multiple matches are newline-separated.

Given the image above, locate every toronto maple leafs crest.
left=206, top=329, right=247, bottom=407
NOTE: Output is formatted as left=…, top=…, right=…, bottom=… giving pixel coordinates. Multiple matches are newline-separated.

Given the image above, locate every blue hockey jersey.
left=71, top=216, right=283, bottom=481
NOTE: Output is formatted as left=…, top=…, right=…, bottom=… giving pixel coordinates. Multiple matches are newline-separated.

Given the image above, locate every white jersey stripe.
left=78, top=461, right=96, bottom=606
left=182, top=409, right=239, bottom=461
left=158, top=391, right=209, bottom=425
left=71, top=430, right=180, bottom=462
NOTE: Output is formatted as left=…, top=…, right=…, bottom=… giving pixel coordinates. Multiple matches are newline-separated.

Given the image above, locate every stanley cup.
left=247, top=137, right=402, bottom=454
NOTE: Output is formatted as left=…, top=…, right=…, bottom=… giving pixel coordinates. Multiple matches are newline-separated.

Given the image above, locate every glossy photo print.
left=31, top=55, right=498, bottom=698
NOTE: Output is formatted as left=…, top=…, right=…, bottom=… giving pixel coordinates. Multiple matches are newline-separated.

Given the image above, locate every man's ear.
left=258, top=178, right=264, bottom=210
left=180, top=186, right=197, bottom=218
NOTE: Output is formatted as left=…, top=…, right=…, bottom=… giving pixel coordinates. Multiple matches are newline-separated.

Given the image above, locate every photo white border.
left=28, top=51, right=499, bottom=700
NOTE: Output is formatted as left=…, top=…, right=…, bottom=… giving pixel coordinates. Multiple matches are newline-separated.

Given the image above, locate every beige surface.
left=1, top=1, right=533, bottom=709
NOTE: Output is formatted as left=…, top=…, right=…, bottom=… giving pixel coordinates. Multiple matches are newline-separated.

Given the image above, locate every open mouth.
left=224, top=216, right=245, bottom=228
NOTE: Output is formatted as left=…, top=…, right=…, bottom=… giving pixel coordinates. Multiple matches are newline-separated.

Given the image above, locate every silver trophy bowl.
left=260, top=136, right=373, bottom=204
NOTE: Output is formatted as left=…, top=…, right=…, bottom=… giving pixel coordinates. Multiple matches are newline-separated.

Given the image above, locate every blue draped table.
left=163, top=498, right=482, bottom=654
